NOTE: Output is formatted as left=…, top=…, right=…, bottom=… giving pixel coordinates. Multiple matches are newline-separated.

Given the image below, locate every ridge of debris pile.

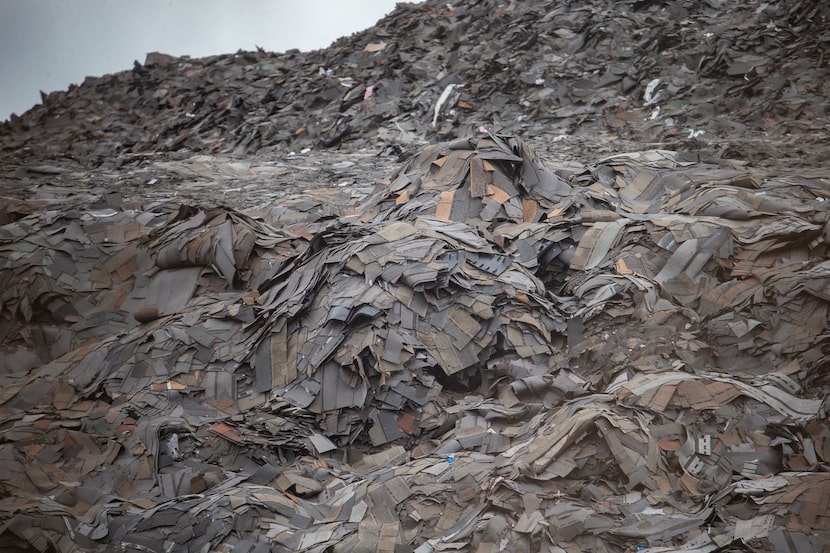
left=1, top=0, right=827, bottom=167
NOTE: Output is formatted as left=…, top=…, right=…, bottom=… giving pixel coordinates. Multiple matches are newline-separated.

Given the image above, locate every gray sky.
left=0, top=1, right=406, bottom=121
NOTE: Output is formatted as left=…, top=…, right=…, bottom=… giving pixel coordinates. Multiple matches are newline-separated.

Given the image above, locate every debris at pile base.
left=2, top=132, right=829, bottom=552
left=1, top=0, right=829, bottom=550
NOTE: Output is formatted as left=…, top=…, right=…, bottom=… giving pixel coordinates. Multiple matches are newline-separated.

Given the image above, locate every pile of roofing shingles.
left=2, top=134, right=829, bottom=552
left=1, top=0, right=827, bottom=166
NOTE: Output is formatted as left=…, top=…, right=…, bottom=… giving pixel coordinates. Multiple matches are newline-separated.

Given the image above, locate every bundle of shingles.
left=1, top=134, right=829, bottom=552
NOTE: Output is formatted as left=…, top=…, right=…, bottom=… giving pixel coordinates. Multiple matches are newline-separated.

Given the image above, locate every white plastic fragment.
left=698, top=435, right=711, bottom=456
left=644, top=78, right=661, bottom=104
left=166, top=433, right=182, bottom=461
left=432, top=83, right=463, bottom=128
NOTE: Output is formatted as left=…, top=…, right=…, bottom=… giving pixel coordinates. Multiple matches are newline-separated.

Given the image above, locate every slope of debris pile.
left=2, top=132, right=829, bottom=552
left=1, top=1, right=830, bottom=552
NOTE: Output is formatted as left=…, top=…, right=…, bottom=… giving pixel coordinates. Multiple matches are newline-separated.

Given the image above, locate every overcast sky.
left=0, top=1, right=408, bottom=121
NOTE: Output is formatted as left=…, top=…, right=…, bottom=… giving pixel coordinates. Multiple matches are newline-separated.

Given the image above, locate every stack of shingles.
left=366, top=138, right=830, bottom=551
left=563, top=149, right=830, bottom=379
left=2, top=135, right=830, bottom=552
left=530, top=149, right=830, bottom=549
left=0, top=134, right=572, bottom=551
left=253, top=133, right=575, bottom=450
left=0, top=193, right=160, bottom=374
left=0, top=198, right=310, bottom=550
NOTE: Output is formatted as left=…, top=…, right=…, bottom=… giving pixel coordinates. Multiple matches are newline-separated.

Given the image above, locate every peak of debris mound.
left=1, top=0, right=827, bottom=168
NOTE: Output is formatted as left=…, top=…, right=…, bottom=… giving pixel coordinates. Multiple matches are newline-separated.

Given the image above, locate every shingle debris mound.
left=1, top=133, right=829, bottom=552
left=1, top=0, right=827, bottom=167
